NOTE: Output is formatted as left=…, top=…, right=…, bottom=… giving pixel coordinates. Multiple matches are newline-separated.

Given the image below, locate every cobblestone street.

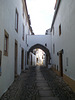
left=0, top=66, right=75, bottom=100
left=0, top=67, right=37, bottom=100
left=40, top=66, right=75, bottom=100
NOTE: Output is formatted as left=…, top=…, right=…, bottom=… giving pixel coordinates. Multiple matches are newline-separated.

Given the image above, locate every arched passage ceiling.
left=27, top=44, right=51, bottom=59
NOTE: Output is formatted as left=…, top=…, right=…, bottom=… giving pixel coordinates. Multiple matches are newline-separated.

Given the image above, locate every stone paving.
left=36, top=66, right=59, bottom=100
left=40, top=66, right=75, bottom=100
left=0, top=66, right=75, bottom=100
left=0, top=67, right=38, bottom=100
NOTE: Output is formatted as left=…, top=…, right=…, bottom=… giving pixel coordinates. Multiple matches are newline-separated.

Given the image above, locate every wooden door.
left=21, top=49, right=24, bottom=71
left=25, top=51, right=26, bottom=66
left=31, top=55, right=32, bottom=65
left=15, top=42, right=18, bottom=77
left=59, top=53, right=63, bottom=77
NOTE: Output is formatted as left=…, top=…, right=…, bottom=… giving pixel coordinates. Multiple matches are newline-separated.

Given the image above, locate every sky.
left=26, top=0, right=56, bottom=35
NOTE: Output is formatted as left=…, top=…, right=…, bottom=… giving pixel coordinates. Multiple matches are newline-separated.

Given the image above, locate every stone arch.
left=27, top=44, right=51, bottom=66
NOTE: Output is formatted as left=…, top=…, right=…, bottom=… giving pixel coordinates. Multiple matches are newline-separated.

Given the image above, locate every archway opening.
left=34, top=48, right=46, bottom=66
left=27, top=44, right=51, bottom=67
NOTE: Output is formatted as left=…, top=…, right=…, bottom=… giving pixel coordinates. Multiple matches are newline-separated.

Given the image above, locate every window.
left=59, top=24, right=61, bottom=36
left=4, top=30, right=9, bottom=56
left=53, top=44, right=55, bottom=54
left=45, top=43, right=47, bottom=47
left=15, top=9, right=18, bottom=32
left=23, top=3, right=24, bottom=17
left=22, top=24, right=24, bottom=40
left=0, top=51, right=2, bottom=76
left=28, top=30, right=29, bottom=35
left=66, top=57, right=68, bottom=66
left=53, top=26, right=54, bottom=35
left=25, top=51, right=26, bottom=66
left=37, top=58, right=38, bottom=63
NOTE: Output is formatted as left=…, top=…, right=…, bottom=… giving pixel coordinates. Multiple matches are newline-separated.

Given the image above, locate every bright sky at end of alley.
left=26, top=0, right=56, bottom=35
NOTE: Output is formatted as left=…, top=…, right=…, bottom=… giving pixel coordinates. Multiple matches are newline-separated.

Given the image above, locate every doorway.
left=31, top=54, right=32, bottom=65
left=25, top=51, right=26, bottom=66
left=14, top=41, right=18, bottom=77
left=21, top=48, right=24, bottom=71
left=59, top=53, right=63, bottom=77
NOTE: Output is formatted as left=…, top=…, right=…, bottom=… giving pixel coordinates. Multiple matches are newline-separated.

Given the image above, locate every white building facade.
left=27, top=35, right=52, bottom=55
left=51, top=0, right=75, bottom=91
left=0, top=0, right=75, bottom=97
left=29, top=52, right=36, bottom=66
left=0, top=0, right=32, bottom=97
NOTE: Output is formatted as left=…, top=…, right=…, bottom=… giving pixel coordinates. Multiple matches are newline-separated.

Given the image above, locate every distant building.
left=29, top=52, right=36, bottom=66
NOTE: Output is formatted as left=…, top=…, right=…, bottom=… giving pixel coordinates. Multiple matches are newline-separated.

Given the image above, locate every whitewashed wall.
left=0, top=0, right=29, bottom=97
left=27, top=35, right=52, bottom=55
left=29, top=52, right=36, bottom=66
left=51, top=0, right=75, bottom=80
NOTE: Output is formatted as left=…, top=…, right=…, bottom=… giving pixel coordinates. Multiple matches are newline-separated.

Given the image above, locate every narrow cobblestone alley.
left=40, top=67, right=75, bottom=100
left=36, top=66, right=59, bottom=100
left=0, top=66, right=75, bottom=100
left=1, top=0, right=75, bottom=99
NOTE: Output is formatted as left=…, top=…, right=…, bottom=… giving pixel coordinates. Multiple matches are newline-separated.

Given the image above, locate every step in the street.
left=37, top=86, right=52, bottom=90
left=36, top=66, right=59, bottom=100
left=39, top=90, right=53, bottom=97
left=40, top=97, right=59, bottom=100
left=37, top=82, right=49, bottom=87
